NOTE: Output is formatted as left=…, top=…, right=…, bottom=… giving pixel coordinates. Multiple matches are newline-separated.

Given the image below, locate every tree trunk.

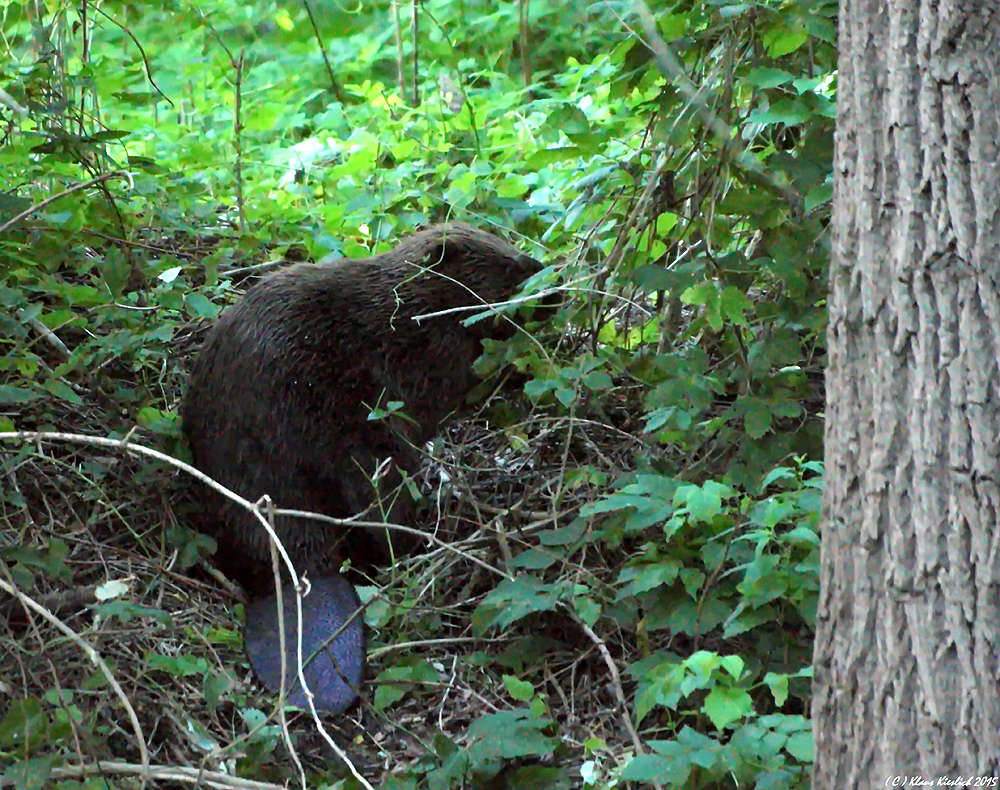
left=814, top=0, right=1000, bottom=784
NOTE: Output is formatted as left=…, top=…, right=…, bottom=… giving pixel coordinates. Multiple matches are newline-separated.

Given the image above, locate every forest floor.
left=1, top=301, right=656, bottom=787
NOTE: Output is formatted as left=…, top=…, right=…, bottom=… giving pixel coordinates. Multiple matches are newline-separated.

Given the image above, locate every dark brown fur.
left=182, top=223, right=548, bottom=592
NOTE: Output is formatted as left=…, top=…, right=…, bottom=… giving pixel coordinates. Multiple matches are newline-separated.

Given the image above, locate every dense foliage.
left=1, top=0, right=835, bottom=787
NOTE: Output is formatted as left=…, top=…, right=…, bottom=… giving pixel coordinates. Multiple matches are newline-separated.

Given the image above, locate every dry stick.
left=551, top=391, right=577, bottom=532
left=412, top=285, right=565, bottom=322
left=411, top=0, right=420, bottom=106
left=18, top=307, right=71, bottom=359
left=274, top=506, right=509, bottom=579
left=606, top=155, right=672, bottom=276
left=79, top=227, right=202, bottom=258
left=233, top=50, right=246, bottom=233
left=259, top=498, right=365, bottom=790
left=89, top=5, right=172, bottom=106
left=0, top=577, right=151, bottom=783
left=201, top=13, right=254, bottom=239
left=261, top=500, right=308, bottom=790
left=0, top=171, right=134, bottom=235
left=392, top=0, right=406, bottom=98
left=0, top=431, right=375, bottom=790
left=47, top=659, right=89, bottom=773
left=519, top=0, right=531, bottom=87
left=401, top=254, right=563, bottom=367
left=571, top=610, right=650, bottom=763
left=0, top=760, right=289, bottom=790
left=438, top=655, right=461, bottom=729
left=79, top=0, right=89, bottom=136
left=221, top=258, right=287, bottom=278
left=0, top=583, right=100, bottom=621
left=301, top=0, right=346, bottom=103
left=368, top=635, right=486, bottom=661
left=0, top=85, right=29, bottom=115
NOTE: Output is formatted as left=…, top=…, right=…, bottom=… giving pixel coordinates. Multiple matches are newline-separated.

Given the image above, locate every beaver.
left=182, top=222, right=551, bottom=711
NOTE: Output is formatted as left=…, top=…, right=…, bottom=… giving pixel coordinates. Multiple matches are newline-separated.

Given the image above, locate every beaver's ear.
left=513, top=252, right=546, bottom=278
left=426, top=226, right=475, bottom=262
left=420, top=240, right=450, bottom=267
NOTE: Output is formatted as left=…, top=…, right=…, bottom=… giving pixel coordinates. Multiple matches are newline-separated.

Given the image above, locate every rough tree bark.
left=814, top=0, right=1000, bottom=785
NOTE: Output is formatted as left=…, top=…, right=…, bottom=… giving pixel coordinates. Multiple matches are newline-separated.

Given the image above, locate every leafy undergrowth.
left=2, top=0, right=833, bottom=786
left=1, top=354, right=819, bottom=788
left=0, top=228, right=820, bottom=787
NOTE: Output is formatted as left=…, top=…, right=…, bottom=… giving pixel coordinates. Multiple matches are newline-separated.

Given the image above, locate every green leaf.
left=202, top=670, right=236, bottom=709
left=96, top=601, right=172, bottom=626
left=743, top=397, right=773, bottom=439
left=524, top=378, right=558, bottom=399
left=511, top=546, right=560, bottom=570
left=621, top=750, right=692, bottom=784
left=674, top=481, right=729, bottom=523
left=1, top=756, right=56, bottom=790
left=503, top=675, right=534, bottom=701
left=719, top=655, right=745, bottom=679
left=764, top=671, right=789, bottom=706
left=466, top=709, right=558, bottom=762
left=6, top=539, right=73, bottom=584
left=546, top=104, right=591, bottom=139
left=657, top=13, right=688, bottom=40
left=505, top=766, right=575, bottom=790
left=473, top=576, right=562, bottom=632
left=497, top=176, right=530, bottom=198
left=746, top=100, right=811, bottom=127
left=702, top=684, right=752, bottom=729
left=581, top=370, right=612, bottom=391
left=136, top=406, right=179, bottom=436
left=745, top=67, right=795, bottom=88
left=738, top=554, right=786, bottom=606
left=0, top=385, right=42, bottom=404
left=100, top=249, right=132, bottom=297
left=719, top=286, right=752, bottom=327
left=373, top=666, right=412, bottom=711
left=147, top=653, right=208, bottom=677
left=526, top=146, right=581, bottom=166
left=617, top=560, right=681, bottom=594
left=184, top=292, right=219, bottom=319
left=763, top=29, right=808, bottom=58
left=0, top=698, right=49, bottom=752
left=574, top=596, right=601, bottom=627
left=555, top=387, right=577, bottom=407
left=806, top=182, right=833, bottom=211
left=785, top=731, right=814, bottom=762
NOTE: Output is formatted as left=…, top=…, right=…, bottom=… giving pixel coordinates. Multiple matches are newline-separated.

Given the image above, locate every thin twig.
left=411, top=0, right=420, bottom=106
left=0, top=759, right=288, bottom=789
left=393, top=0, right=406, bottom=97
left=301, top=0, right=346, bottom=103
left=0, top=171, right=134, bottom=235
left=571, top=610, right=654, bottom=778
left=233, top=50, right=246, bottom=232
